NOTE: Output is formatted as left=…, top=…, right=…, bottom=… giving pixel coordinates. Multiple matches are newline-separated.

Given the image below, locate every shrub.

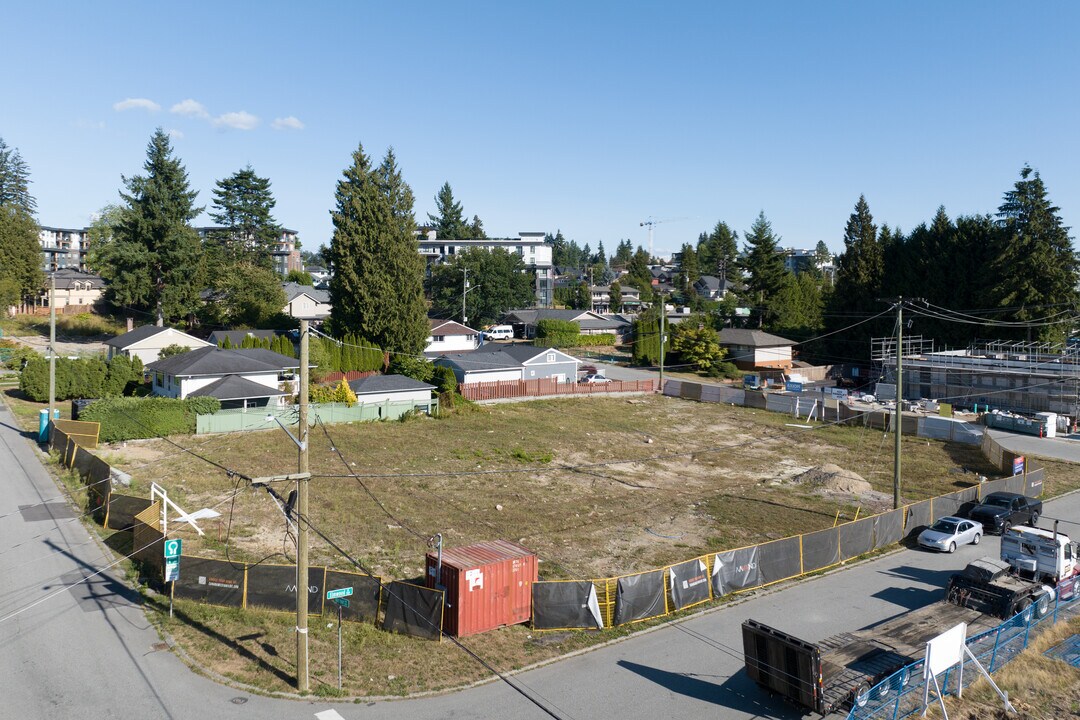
left=80, top=396, right=220, bottom=442
left=433, top=364, right=458, bottom=395
left=310, top=379, right=358, bottom=406
left=534, top=333, right=616, bottom=348
left=387, top=355, right=434, bottom=383
left=158, top=343, right=192, bottom=359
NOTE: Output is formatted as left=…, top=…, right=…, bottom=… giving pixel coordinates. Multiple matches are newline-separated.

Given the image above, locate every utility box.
left=425, top=539, right=537, bottom=637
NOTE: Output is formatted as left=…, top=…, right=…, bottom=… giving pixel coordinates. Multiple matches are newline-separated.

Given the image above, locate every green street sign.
left=164, top=538, right=182, bottom=560
left=165, top=556, right=180, bottom=582
left=326, top=587, right=353, bottom=600
left=332, top=597, right=349, bottom=608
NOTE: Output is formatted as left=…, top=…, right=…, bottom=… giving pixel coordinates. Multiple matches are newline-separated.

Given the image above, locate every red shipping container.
left=425, top=540, right=538, bottom=637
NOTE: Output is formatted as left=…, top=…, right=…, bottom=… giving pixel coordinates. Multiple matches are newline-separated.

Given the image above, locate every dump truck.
left=742, top=526, right=1079, bottom=714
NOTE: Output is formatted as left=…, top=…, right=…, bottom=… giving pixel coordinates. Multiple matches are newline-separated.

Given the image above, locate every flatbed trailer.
left=742, top=601, right=1002, bottom=715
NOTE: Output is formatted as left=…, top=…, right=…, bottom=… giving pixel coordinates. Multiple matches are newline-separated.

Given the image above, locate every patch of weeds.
left=509, top=447, right=553, bottom=464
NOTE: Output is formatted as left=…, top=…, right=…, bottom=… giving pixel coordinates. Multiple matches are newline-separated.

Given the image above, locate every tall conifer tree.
left=740, top=211, right=789, bottom=328
left=101, top=129, right=203, bottom=325
left=328, top=143, right=428, bottom=354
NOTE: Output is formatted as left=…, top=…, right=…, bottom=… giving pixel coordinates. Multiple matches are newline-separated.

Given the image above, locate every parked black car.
left=968, top=491, right=1042, bottom=534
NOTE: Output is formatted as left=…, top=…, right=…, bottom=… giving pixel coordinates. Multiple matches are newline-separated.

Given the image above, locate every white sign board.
left=924, top=622, right=966, bottom=678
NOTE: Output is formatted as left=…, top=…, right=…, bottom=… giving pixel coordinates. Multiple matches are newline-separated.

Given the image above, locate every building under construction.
left=873, top=337, right=1080, bottom=417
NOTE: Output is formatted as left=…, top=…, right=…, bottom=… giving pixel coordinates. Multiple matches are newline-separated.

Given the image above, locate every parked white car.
left=917, top=516, right=983, bottom=553
left=580, top=373, right=611, bottom=384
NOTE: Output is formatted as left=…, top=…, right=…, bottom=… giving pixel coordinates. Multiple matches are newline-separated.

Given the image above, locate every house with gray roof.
left=105, top=325, right=213, bottom=364
left=502, top=309, right=631, bottom=339
left=436, top=344, right=580, bottom=384
left=718, top=328, right=795, bottom=371
left=348, top=374, right=436, bottom=416
left=282, top=282, right=331, bottom=321
left=146, top=346, right=300, bottom=409
left=693, top=275, right=737, bottom=300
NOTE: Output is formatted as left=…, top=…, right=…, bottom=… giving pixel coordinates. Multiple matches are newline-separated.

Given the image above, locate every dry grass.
left=8, top=388, right=1080, bottom=698
left=939, top=616, right=1080, bottom=720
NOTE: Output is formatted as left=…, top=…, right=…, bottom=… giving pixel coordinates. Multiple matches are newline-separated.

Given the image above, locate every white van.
left=483, top=325, right=514, bottom=341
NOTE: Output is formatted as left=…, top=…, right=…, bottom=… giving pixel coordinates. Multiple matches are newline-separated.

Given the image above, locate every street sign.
left=785, top=381, right=803, bottom=393
left=165, top=556, right=180, bottom=582
left=331, top=597, right=349, bottom=608
left=163, top=538, right=182, bottom=559
left=1013, top=456, right=1025, bottom=476
left=326, top=587, right=353, bottom=600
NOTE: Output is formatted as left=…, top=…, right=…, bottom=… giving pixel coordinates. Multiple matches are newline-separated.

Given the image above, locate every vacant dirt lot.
left=100, top=394, right=1016, bottom=579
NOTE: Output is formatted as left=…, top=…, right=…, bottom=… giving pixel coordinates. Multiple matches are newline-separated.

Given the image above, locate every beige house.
left=105, top=326, right=213, bottom=364
left=39, top=269, right=105, bottom=309
left=718, top=328, right=795, bottom=370
left=282, top=282, right=331, bottom=321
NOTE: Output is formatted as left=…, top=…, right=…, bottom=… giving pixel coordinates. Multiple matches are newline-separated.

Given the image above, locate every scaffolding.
left=871, top=337, right=1080, bottom=417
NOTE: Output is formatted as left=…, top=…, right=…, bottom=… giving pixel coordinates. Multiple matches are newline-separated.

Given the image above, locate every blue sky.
left=4, top=2, right=1079, bottom=258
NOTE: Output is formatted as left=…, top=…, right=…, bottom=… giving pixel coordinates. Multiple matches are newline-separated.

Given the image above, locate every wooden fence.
left=460, top=377, right=655, bottom=401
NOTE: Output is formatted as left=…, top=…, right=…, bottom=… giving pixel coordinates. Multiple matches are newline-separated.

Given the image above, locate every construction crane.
left=639, top=216, right=688, bottom=260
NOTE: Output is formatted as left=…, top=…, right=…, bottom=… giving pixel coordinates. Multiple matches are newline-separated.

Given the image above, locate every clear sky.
left=4, top=2, right=1079, bottom=258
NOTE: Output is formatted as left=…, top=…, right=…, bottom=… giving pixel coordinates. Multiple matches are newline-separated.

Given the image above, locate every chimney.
left=127, top=317, right=134, bottom=332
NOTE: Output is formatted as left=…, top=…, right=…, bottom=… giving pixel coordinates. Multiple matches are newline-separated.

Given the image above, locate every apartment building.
left=417, top=230, right=553, bottom=307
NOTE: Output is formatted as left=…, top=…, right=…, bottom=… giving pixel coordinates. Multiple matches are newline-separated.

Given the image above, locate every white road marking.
left=315, top=710, right=346, bottom=720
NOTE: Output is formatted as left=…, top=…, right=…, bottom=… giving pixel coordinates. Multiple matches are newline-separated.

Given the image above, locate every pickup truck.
left=968, top=491, right=1042, bottom=534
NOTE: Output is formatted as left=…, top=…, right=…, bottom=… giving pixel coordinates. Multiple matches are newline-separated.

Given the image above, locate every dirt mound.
left=791, top=464, right=873, bottom=495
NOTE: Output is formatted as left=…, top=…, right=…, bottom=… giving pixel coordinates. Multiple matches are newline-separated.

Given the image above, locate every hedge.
left=79, top=396, right=221, bottom=442
left=534, top=333, right=617, bottom=348
left=21, top=356, right=141, bottom=402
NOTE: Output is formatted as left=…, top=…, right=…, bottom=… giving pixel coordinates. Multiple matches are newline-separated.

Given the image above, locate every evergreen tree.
left=625, top=246, right=654, bottom=298
left=739, top=211, right=789, bottom=328
left=831, top=195, right=884, bottom=317
left=209, top=165, right=282, bottom=267
left=85, top=204, right=124, bottom=273
left=0, top=204, right=43, bottom=304
left=675, top=242, right=700, bottom=293
left=992, top=166, right=1080, bottom=342
left=609, top=279, right=622, bottom=313
left=376, top=148, right=416, bottom=240
left=467, top=214, right=487, bottom=239
left=427, top=182, right=469, bottom=239
left=0, top=137, right=36, bottom=214
left=328, top=143, right=428, bottom=354
left=100, top=129, right=204, bottom=325
left=595, top=240, right=607, bottom=266
left=612, top=239, right=634, bottom=269
left=697, top=220, right=739, bottom=281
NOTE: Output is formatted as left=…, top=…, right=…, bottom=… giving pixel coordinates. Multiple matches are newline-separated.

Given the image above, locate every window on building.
left=433, top=335, right=445, bottom=341
left=546, top=353, right=556, bottom=363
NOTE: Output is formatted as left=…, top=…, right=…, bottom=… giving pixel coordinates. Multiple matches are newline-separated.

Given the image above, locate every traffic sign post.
left=325, top=586, right=354, bottom=689
left=164, top=538, right=182, bottom=617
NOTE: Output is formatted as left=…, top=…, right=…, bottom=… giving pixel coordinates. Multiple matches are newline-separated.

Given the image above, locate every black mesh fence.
left=800, top=528, right=839, bottom=572
left=172, top=557, right=245, bottom=607
left=106, top=494, right=152, bottom=531
left=712, top=546, right=761, bottom=596
left=981, top=477, right=1007, bottom=496
left=614, top=570, right=666, bottom=625
left=1005, top=475, right=1026, bottom=494
left=381, top=581, right=443, bottom=640
left=873, top=509, right=904, bottom=550
left=668, top=558, right=711, bottom=610
left=838, top=517, right=875, bottom=562
left=245, top=564, right=325, bottom=614
left=532, top=581, right=603, bottom=630
left=932, top=490, right=963, bottom=521
left=323, top=571, right=381, bottom=623
left=905, top=499, right=932, bottom=538
left=757, top=536, right=802, bottom=583
left=1026, top=467, right=1045, bottom=497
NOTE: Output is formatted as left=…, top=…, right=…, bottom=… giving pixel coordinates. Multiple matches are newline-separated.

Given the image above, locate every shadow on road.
left=877, top=564, right=954, bottom=587
left=617, top=659, right=795, bottom=718
left=870, top=585, right=942, bottom=612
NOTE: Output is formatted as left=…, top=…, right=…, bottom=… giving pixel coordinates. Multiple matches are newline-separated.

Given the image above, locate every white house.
left=105, top=326, right=214, bottom=364
left=417, top=231, right=554, bottom=306
left=424, top=319, right=480, bottom=355
left=282, top=282, right=331, bottom=321
left=436, top=344, right=580, bottom=384
left=145, top=346, right=300, bottom=410
left=347, top=374, right=436, bottom=416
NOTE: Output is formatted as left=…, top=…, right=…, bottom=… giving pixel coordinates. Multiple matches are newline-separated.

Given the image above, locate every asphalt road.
left=2, top=398, right=1078, bottom=720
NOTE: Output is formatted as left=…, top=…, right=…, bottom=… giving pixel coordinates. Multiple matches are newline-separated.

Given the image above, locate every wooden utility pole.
left=658, top=297, right=666, bottom=392
left=48, top=273, right=56, bottom=425
left=296, top=319, right=310, bottom=691
left=893, top=299, right=903, bottom=510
